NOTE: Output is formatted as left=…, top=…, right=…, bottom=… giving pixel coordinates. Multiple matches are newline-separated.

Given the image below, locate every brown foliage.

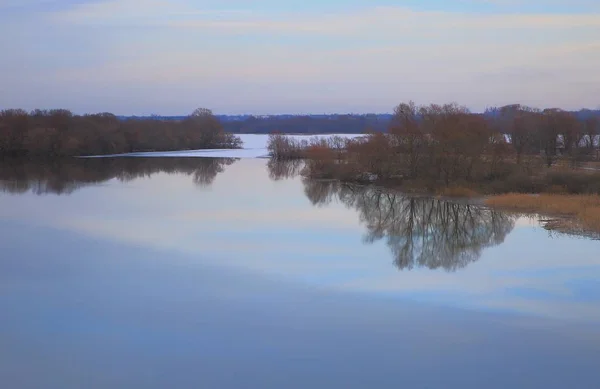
left=267, top=133, right=308, bottom=160
left=292, top=102, right=600, bottom=196
left=301, top=102, right=513, bottom=186
left=0, top=108, right=242, bottom=157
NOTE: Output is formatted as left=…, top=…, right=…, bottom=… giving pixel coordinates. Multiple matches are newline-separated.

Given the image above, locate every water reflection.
left=267, top=158, right=303, bottom=181
left=303, top=180, right=516, bottom=271
left=0, top=157, right=237, bottom=195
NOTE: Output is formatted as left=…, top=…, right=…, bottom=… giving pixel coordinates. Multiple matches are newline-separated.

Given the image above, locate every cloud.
left=2, top=0, right=600, bottom=112
left=0, top=0, right=55, bottom=8
left=51, top=2, right=600, bottom=32
left=198, top=10, right=600, bottom=34
left=51, top=40, right=600, bottom=88
left=50, top=0, right=251, bottom=25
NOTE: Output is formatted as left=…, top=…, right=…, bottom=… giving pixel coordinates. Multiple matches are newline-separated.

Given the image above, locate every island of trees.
left=0, top=108, right=241, bottom=157
left=267, top=102, right=600, bottom=233
left=269, top=102, right=600, bottom=181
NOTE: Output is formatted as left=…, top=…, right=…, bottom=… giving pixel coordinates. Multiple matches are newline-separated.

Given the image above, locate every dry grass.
left=437, top=186, right=480, bottom=198
left=486, top=193, right=600, bottom=232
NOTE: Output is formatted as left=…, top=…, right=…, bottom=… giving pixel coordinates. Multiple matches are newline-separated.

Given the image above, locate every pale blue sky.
left=1, top=0, right=599, bottom=114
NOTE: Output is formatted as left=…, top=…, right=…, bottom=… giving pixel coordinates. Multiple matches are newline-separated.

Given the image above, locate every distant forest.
left=220, top=114, right=390, bottom=134
left=119, top=114, right=392, bottom=134
left=123, top=110, right=600, bottom=135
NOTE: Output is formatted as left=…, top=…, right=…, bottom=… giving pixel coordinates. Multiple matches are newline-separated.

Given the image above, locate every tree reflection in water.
left=267, top=159, right=304, bottom=181
left=0, top=157, right=237, bottom=195
left=303, top=179, right=516, bottom=272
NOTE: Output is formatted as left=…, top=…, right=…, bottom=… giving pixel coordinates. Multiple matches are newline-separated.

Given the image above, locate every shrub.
left=267, top=134, right=308, bottom=160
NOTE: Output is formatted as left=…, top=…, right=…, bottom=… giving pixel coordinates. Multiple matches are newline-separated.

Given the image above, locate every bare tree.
left=583, top=117, right=599, bottom=155
left=541, top=109, right=562, bottom=167
left=389, top=101, right=424, bottom=178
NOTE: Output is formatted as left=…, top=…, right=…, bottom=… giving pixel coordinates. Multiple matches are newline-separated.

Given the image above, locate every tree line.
left=268, top=102, right=600, bottom=194
left=0, top=108, right=242, bottom=157
left=125, top=111, right=600, bottom=135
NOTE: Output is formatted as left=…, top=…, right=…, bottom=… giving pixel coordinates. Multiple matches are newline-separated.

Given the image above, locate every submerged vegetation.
left=0, top=108, right=242, bottom=157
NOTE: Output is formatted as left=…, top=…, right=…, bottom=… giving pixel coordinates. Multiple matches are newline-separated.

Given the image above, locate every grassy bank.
left=486, top=194, right=600, bottom=233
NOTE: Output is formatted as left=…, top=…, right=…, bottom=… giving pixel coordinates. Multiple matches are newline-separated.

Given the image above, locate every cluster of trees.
left=487, top=104, right=600, bottom=167
left=268, top=102, right=600, bottom=194
left=371, top=102, right=600, bottom=179
left=0, top=108, right=242, bottom=157
left=0, top=157, right=237, bottom=195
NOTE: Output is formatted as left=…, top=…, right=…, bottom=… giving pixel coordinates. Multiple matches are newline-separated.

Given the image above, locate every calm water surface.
left=1, top=157, right=600, bottom=388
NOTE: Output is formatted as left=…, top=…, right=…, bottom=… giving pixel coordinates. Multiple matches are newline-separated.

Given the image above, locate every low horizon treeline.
left=268, top=102, right=600, bottom=195
left=126, top=109, right=600, bottom=135
left=0, top=108, right=242, bottom=157
left=222, top=107, right=600, bottom=134
left=222, top=114, right=390, bottom=134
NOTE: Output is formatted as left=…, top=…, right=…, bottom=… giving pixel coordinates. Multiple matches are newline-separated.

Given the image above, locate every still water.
left=1, top=157, right=600, bottom=388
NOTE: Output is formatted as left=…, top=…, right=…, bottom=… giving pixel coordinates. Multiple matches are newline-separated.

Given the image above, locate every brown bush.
left=295, top=101, right=600, bottom=197
left=267, top=133, right=308, bottom=160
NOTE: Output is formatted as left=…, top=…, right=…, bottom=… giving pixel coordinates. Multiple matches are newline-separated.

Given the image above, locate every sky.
left=1, top=0, right=599, bottom=115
